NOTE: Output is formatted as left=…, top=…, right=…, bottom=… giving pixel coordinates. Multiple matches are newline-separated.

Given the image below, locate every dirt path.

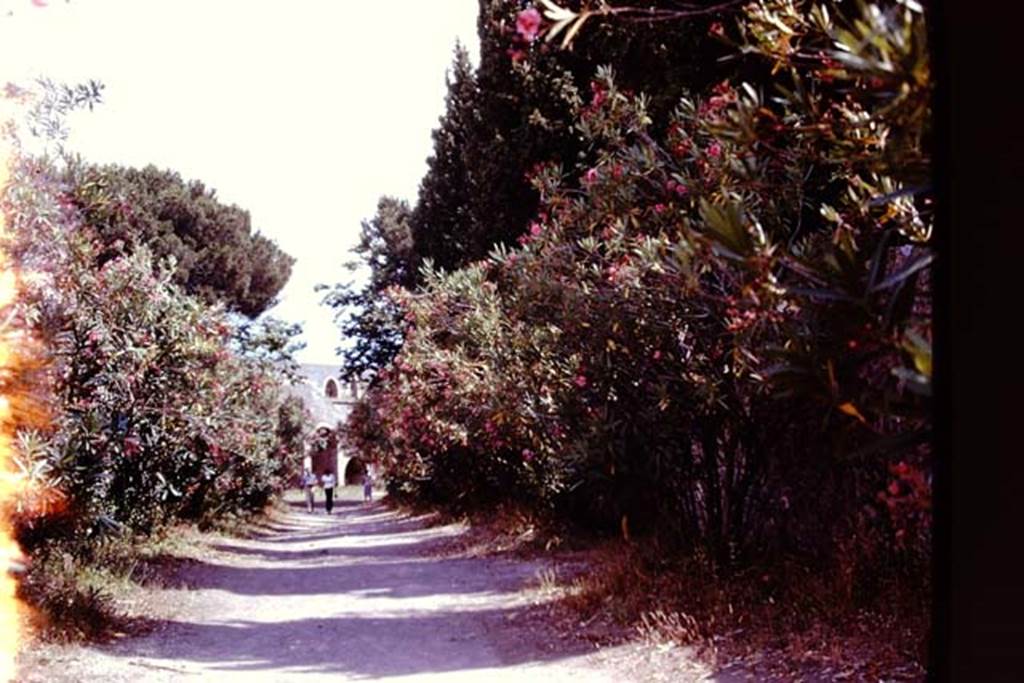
left=17, top=492, right=716, bottom=682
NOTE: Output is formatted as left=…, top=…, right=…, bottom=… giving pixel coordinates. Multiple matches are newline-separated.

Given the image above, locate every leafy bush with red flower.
left=4, top=150, right=304, bottom=558
left=350, top=0, right=931, bottom=588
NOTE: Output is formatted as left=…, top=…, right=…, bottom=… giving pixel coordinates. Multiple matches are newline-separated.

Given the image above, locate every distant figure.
left=322, top=469, right=337, bottom=514
left=363, top=472, right=373, bottom=502
left=301, top=469, right=317, bottom=513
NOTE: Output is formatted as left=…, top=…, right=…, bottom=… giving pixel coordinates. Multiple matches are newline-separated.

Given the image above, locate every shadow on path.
left=97, top=499, right=608, bottom=679
left=110, top=609, right=575, bottom=678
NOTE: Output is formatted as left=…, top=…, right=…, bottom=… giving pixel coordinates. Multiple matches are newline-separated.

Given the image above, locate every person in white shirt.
left=321, top=470, right=337, bottom=514
left=363, top=472, right=373, bottom=503
left=301, top=469, right=317, bottom=513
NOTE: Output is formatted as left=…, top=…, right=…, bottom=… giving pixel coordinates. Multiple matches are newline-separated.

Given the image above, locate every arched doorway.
left=308, top=425, right=338, bottom=476
left=344, top=457, right=367, bottom=485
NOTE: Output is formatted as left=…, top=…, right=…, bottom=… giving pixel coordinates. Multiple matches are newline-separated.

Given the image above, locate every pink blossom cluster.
left=665, top=179, right=688, bottom=197
left=516, top=7, right=542, bottom=41
left=508, top=7, right=544, bottom=62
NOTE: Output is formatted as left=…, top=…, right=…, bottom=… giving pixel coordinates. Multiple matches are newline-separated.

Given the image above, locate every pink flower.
left=507, top=48, right=527, bottom=63
left=584, top=167, right=599, bottom=185
left=707, top=142, right=722, bottom=158
left=709, top=21, right=725, bottom=37
left=675, top=183, right=688, bottom=196
left=124, top=436, right=141, bottom=457
left=516, top=8, right=542, bottom=42
left=653, top=350, right=662, bottom=360
left=653, top=203, right=667, bottom=214
left=574, top=374, right=588, bottom=388
left=530, top=222, right=543, bottom=237
left=522, top=448, right=535, bottom=462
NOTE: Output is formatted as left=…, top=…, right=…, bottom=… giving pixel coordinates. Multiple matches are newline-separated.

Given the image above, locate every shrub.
left=348, top=0, right=932, bottom=587
left=5, top=152, right=302, bottom=561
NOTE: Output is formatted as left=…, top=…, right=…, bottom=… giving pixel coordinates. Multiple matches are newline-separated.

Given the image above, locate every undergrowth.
left=551, top=538, right=929, bottom=679
left=387, top=495, right=578, bottom=559
left=16, top=511, right=259, bottom=643
left=384, top=487, right=927, bottom=678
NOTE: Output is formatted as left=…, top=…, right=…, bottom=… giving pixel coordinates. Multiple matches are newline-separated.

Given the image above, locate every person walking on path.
left=363, top=471, right=373, bottom=502
left=301, top=469, right=317, bottom=513
left=322, top=469, right=337, bottom=514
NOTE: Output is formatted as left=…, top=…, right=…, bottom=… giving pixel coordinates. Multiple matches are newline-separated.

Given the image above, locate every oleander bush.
left=345, top=0, right=932, bottom=596
left=1, top=102, right=306, bottom=635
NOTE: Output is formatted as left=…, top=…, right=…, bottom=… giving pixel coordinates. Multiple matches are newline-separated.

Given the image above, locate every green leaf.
left=901, top=329, right=931, bottom=378
left=870, top=252, right=933, bottom=293
left=561, top=13, right=591, bottom=49
left=699, top=199, right=752, bottom=259
left=891, top=367, right=931, bottom=396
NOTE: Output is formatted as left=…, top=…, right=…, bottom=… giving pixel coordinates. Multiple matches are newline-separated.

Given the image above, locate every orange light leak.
left=0, top=94, right=27, bottom=683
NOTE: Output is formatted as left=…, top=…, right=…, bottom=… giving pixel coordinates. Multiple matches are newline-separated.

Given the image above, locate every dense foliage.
left=342, top=0, right=932, bottom=596
left=0, top=68, right=309, bottom=641
left=328, top=0, right=733, bottom=382
left=321, top=196, right=415, bottom=382
left=3, top=148, right=306, bottom=567
left=63, top=162, right=294, bottom=318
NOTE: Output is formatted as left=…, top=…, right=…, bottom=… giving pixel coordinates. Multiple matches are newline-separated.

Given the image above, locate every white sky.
left=0, top=0, right=480, bottom=364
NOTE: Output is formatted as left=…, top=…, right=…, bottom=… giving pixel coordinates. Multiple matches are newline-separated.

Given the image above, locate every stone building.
left=286, top=364, right=370, bottom=485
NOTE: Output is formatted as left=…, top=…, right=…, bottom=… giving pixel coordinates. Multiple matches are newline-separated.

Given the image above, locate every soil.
left=14, top=488, right=720, bottom=682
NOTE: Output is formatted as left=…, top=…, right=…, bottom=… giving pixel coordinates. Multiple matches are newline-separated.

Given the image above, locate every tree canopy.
left=321, top=196, right=415, bottom=382
left=339, top=0, right=932, bottom=586
left=332, top=1, right=733, bottom=382
left=65, top=162, right=294, bottom=318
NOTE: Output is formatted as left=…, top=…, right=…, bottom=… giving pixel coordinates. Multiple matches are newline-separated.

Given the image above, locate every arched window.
left=325, top=378, right=339, bottom=398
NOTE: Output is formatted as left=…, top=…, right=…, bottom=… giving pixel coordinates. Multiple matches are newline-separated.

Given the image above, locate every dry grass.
left=519, top=537, right=929, bottom=680
left=401, top=501, right=572, bottom=559
left=18, top=520, right=217, bottom=643
left=383, top=495, right=929, bottom=679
